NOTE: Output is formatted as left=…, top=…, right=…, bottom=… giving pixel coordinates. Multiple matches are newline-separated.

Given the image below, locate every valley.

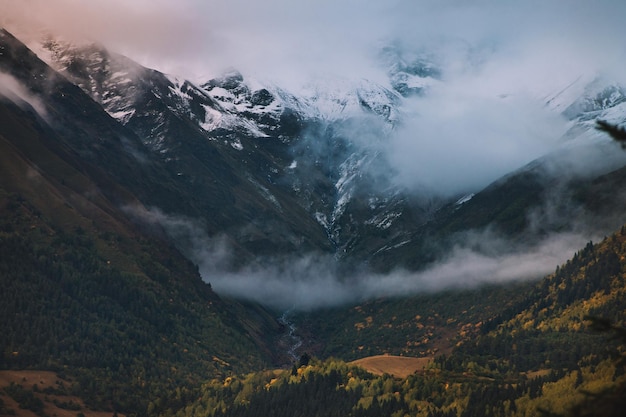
left=1, top=4, right=626, bottom=415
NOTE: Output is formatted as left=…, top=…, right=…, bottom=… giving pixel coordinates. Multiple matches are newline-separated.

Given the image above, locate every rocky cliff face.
left=28, top=37, right=446, bottom=266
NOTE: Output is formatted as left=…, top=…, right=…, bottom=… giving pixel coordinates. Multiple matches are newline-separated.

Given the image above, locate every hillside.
left=153, top=228, right=626, bottom=417
left=0, top=29, right=284, bottom=416
left=0, top=129, right=282, bottom=415
left=0, top=370, right=124, bottom=417
left=297, top=226, right=626, bottom=369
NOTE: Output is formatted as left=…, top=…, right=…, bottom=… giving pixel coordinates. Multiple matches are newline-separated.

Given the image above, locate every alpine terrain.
left=1, top=17, right=626, bottom=417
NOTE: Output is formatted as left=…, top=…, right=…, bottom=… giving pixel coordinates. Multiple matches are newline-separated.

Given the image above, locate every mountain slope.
left=30, top=37, right=442, bottom=265
left=0, top=28, right=286, bottom=414
left=30, top=36, right=337, bottom=261
left=5, top=27, right=626, bottom=284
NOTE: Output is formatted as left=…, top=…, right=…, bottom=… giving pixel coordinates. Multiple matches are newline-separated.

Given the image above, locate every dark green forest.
left=0, top=190, right=279, bottom=415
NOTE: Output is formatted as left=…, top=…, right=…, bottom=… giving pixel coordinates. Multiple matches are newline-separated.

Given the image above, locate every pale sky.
left=2, top=0, right=625, bottom=85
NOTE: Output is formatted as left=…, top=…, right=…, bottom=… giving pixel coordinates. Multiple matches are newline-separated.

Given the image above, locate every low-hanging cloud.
left=0, top=72, right=48, bottom=119
left=200, top=231, right=590, bottom=311
left=211, top=228, right=595, bottom=311
left=359, top=231, right=592, bottom=298
left=122, top=204, right=235, bottom=271
left=124, top=205, right=609, bottom=311
left=388, top=89, right=569, bottom=196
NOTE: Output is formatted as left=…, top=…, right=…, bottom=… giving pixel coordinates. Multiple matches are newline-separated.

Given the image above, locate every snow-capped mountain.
left=28, top=36, right=448, bottom=262
left=563, top=77, right=626, bottom=127
left=5, top=27, right=626, bottom=273
left=540, top=71, right=626, bottom=142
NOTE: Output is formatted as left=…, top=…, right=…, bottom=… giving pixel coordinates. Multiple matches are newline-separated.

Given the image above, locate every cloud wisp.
left=388, top=91, right=569, bottom=196
left=0, top=72, right=49, bottom=119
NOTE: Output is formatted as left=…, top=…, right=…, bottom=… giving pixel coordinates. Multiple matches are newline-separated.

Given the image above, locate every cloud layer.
left=124, top=205, right=613, bottom=311
left=2, top=0, right=626, bottom=83
left=389, top=92, right=569, bottom=195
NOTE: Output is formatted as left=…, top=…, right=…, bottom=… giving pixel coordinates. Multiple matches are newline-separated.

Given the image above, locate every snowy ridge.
left=271, top=77, right=403, bottom=123
left=542, top=73, right=595, bottom=113
left=195, top=65, right=417, bottom=249
left=36, top=38, right=145, bottom=123
left=378, top=44, right=442, bottom=97
left=166, top=75, right=271, bottom=142
left=542, top=72, right=626, bottom=120
left=455, top=193, right=475, bottom=206
left=562, top=77, right=626, bottom=121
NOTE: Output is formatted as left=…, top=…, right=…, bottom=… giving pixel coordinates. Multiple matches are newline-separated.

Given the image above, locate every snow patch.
left=230, top=139, right=243, bottom=150
left=315, top=212, right=329, bottom=229
left=455, top=193, right=475, bottom=205
left=365, top=211, right=402, bottom=230
left=108, top=108, right=135, bottom=123
left=373, top=239, right=411, bottom=255
left=247, top=176, right=281, bottom=210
